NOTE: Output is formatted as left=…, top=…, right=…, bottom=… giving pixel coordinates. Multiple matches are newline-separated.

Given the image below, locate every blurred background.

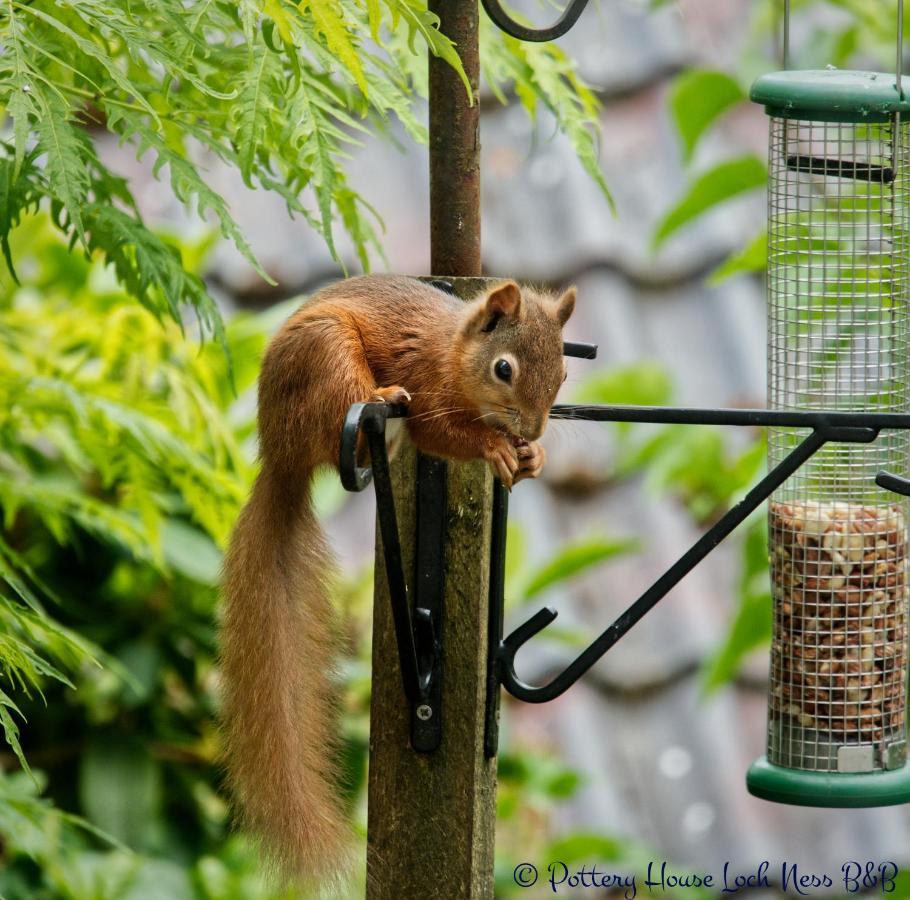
left=3, top=0, right=910, bottom=897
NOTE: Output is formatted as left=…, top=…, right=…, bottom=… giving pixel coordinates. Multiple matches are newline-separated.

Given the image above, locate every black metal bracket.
left=480, top=0, right=591, bottom=42
left=340, top=400, right=446, bottom=751
left=485, top=406, right=910, bottom=755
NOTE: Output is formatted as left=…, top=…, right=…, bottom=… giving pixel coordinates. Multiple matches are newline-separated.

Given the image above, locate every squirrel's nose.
left=522, top=413, right=547, bottom=441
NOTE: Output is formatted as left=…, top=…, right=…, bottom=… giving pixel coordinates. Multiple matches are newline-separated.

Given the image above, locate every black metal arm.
left=493, top=406, right=910, bottom=707
left=340, top=396, right=910, bottom=751
left=340, top=399, right=448, bottom=752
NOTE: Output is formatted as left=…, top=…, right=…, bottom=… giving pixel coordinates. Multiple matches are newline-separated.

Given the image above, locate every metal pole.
left=782, top=0, right=790, bottom=70
left=366, top=1, right=497, bottom=894
left=428, top=0, right=481, bottom=277
left=898, top=0, right=904, bottom=99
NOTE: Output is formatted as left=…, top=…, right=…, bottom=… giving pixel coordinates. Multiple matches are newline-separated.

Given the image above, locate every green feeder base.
left=747, top=757, right=910, bottom=808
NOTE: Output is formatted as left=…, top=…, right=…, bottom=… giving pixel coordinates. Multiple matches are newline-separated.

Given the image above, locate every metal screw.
left=416, top=704, right=433, bottom=721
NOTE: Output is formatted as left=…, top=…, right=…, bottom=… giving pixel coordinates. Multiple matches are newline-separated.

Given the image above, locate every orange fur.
left=219, top=275, right=575, bottom=882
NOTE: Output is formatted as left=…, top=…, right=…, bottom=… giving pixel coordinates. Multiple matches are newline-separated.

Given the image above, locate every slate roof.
left=97, top=0, right=910, bottom=892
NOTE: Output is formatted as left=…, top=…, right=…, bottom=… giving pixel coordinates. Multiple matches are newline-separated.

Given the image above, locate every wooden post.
left=366, top=0, right=497, bottom=892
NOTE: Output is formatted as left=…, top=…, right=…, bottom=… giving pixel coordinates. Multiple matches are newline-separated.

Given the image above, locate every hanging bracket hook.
left=480, top=0, right=590, bottom=43
left=340, top=400, right=446, bottom=752
left=487, top=407, right=905, bottom=720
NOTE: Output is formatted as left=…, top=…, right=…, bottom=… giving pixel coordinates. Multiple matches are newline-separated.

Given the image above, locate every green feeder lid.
left=747, top=756, right=910, bottom=808
left=750, top=69, right=910, bottom=122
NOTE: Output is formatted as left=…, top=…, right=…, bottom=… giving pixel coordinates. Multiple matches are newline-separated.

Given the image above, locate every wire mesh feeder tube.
left=749, top=71, right=910, bottom=807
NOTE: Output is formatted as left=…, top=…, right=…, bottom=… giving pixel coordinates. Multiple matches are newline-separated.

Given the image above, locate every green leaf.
left=394, top=0, right=472, bottom=99
left=32, top=87, right=91, bottom=245
left=104, top=106, right=273, bottom=288
left=574, top=362, right=673, bottom=407
left=0, top=688, right=31, bottom=779
left=521, top=535, right=639, bottom=600
left=299, top=0, right=369, bottom=94
left=121, top=859, right=195, bottom=900
left=81, top=204, right=225, bottom=343
left=701, top=586, right=772, bottom=691
left=652, top=155, right=767, bottom=249
left=708, top=230, right=767, bottom=284
left=545, top=832, right=627, bottom=863
left=702, top=518, right=771, bottom=691
left=116, top=640, right=161, bottom=707
left=0, top=151, right=44, bottom=279
left=161, top=519, right=223, bottom=585
left=669, top=69, right=745, bottom=163
left=482, top=23, right=611, bottom=208
left=234, top=48, right=278, bottom=188
left=262, top=0, right=296, bottom=43
left=79, top=737, right=163, bottom=848
left=2, top=5, right=36, bottom=177
left=15, top=2, right=159, bottom=125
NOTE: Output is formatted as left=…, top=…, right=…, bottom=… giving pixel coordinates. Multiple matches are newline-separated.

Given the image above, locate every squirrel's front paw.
left=513, top=440, right=546, bottom=483
left=371, top=385, right=412, bottom=406
left=483, top=435, right=519, bottom=488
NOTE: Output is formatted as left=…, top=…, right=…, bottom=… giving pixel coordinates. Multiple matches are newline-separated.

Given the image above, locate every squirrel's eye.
left=494, top=359, right=513, bottom=383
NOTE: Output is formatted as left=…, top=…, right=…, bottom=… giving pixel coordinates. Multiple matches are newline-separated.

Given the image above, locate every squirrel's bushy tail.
left=219, top=466, right=350, bottom=882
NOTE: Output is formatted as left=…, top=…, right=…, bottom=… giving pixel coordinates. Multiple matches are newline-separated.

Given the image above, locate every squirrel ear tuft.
left=485, top=281, right=522, bottom=319
left=554, top=286, right=576, bottom=327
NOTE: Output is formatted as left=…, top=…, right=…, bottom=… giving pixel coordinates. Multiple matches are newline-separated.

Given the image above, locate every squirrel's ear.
left=554, top=286, right=576, bottom=327
left=465, top=281, right=522, bottom=334
left=486, top=280, right=522, bottom=319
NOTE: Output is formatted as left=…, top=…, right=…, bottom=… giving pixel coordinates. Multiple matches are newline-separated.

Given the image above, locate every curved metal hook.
left=480, top=0, right=590, bottom=43
left=876, top=470, right=910, bottom=496
left=339, top=400, right=407, bottom=492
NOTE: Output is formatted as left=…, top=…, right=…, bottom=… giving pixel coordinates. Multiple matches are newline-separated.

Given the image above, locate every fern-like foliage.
left=0, top=0, right=608, bottom=335
left=0, top=216, right=259, bottom=769
left=0, top=0, right=611, bottom=792
left=480, top=19, right=612, bottom=208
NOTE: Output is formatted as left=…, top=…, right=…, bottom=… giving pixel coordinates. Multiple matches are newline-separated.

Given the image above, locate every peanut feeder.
left=747, top=68, right=910, bottom=806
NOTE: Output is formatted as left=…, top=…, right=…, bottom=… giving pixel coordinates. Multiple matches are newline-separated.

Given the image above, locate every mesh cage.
left=767, top=114, right=910, bottom=773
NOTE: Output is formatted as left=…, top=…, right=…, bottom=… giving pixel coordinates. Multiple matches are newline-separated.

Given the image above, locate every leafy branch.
left=1, top=0, right=610, bottom=343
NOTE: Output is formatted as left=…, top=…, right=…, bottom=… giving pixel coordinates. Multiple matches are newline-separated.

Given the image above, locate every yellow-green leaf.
left=652, top=155, right=766, bottom=249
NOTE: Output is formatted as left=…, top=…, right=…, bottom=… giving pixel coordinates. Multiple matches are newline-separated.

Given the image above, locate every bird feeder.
left=746, top=67, right=910, bottom=806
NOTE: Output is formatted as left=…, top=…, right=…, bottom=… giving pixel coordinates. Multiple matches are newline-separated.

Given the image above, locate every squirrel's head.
left=455, top=280, right=576, bottom=442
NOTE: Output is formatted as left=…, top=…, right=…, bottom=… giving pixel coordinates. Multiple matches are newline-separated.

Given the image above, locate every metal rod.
left=899, top=0, right=905, bottom=99
left=411, top=453, right=447, bottom=751
left=563, top=340, right=598, bottom=359
left=367, top=426, right=424, bottom=703
left=551, top=404, right=910, bottom=430
left=484, top=480, right=509, bottom=758
left=339, top=401, right=407, bottom=492
left=497, top=427, right=877, bottom=704
left=783, top=0, right=791, bottom=70
left=346, top=400, right=910, bottom=714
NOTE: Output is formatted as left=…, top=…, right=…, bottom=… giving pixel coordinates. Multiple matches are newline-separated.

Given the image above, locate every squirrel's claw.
left=513, top=441, right=546, bottom=483
left=484, top=436, right=519, bottom=488
left=371, top=385, right=412, bottom=406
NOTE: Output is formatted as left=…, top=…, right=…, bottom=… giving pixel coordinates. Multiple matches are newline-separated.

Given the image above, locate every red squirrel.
left=219, top=275, right=576, bottom=881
